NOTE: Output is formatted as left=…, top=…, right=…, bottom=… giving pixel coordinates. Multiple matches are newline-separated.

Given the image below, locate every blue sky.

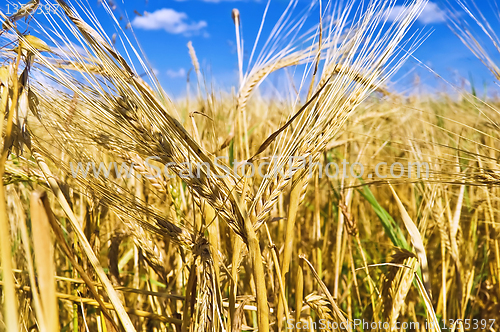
left=123, top=0, right=500, bottom=96
left=4, top=0, right=500, bottom=96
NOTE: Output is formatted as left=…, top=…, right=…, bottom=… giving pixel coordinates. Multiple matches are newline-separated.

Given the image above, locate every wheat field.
left=0, top=0, right=499, bottom=331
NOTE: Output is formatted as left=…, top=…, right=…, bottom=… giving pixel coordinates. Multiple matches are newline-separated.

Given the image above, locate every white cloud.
left=386, top=1, right=446, bottom=25
left=418, top=2, right=446, bottom=24
left=132, top=8, right=207, bottom=36
left=166, top=68, right=186, bottom=78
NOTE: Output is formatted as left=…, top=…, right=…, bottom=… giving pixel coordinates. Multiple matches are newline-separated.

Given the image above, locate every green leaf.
left=358, top=180, right=409, bottom=250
